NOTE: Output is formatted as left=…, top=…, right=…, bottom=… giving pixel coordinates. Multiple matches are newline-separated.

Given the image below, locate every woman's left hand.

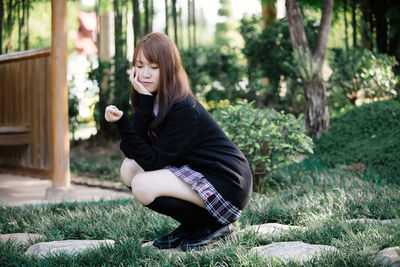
left=129, top=67, right=152, bottom=96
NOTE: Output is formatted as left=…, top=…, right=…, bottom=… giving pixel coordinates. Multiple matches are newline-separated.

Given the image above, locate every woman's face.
left=135, top=50, right=160, bottom=94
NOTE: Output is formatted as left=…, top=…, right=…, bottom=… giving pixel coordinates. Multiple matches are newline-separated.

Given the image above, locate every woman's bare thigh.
left=131, top=169, right=205, bottom=208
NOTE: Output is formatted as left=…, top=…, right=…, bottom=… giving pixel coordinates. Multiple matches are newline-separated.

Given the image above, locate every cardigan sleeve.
left=115, top=99, right=200, bottom=171
left=129, top=94, right=155, bottom=139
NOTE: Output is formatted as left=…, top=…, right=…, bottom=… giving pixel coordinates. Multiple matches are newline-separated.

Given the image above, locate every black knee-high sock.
left=146, top=197, right=223, bottom=228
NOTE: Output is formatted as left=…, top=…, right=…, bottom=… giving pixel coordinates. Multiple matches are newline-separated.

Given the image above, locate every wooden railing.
left=0, top=48, right=53, bottom=177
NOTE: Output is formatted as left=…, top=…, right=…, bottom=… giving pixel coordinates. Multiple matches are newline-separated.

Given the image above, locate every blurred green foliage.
left=213, top=100, right=313, bottom=193
left=180, top=45, right=247, bottom=102
left=328, top=48, right=399, bottom=108
left=314, top=99, right=400, bottom=178
left=239, top=16, right=318, bottom=112
left=88, top=58, right=132, bottom=137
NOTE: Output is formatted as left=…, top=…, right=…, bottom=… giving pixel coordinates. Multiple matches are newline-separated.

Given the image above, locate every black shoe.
left=180, top=224, right=234, bottom=251
left=153, top=224, right=192, bottom=249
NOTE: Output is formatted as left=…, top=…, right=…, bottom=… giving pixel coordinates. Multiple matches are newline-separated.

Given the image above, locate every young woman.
left=105, top=32, right=252, bottom=251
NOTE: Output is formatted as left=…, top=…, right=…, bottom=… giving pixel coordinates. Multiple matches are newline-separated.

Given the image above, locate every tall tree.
left=372, top=0, right=388, bottom=53
left=261, top=0, right=276, bottom=28
left=285, top=0, right=334, bottom=138
left=192, top=0, right=196, bottom=49
left=343, top=0, right=349, bottom=51
left=178, top=7, right=183, bottom=47
left=215, top=0, right=233, bottom=46
left=187, top=0, right=191, bottom=48
left=165, top=0, right=169, bottom=35
left=144, top=0, right=151, bottom=34
left=144, top=0, right=150, bottom=34
left=17, top=0, right=20, bottom=50
left=187, top=0, right=196, bottom=49
left=0, top=0, right=3, bottom=54
left=24, top=0, right=29, bottom=50
left=6, top=0, right=13, bottom=53
left=171, top=0, right=178, bottom=44
left=351, top=0, right=357, bottom=47
left=132, top=0, right=140, bottom=46
left=114, top=0, right=123, bottom=60
left=360, top=0, right=372, bottom=49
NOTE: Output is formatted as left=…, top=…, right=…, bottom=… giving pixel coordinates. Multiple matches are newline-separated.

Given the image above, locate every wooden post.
left=50, top=0, right=70, bottom=188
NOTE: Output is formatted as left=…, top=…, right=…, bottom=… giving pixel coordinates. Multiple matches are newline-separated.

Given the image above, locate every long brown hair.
left=131, top=32, right=194, bottom=128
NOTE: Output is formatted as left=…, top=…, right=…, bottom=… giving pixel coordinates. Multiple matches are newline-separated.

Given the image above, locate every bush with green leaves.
left=328, top=48, right=399, bottom=106
left=213, top=101, right=313, bottom=192
left=314, top=99, right=400, bottom=179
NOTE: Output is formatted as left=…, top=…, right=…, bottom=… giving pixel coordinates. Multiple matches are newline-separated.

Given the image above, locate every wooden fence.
left=0, top=48, right=53, bottom=178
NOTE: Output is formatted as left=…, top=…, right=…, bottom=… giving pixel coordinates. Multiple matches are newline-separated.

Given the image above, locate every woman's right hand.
left=129, top=67, right=152, bottom=95
left=105, top=105, right=123, bottom=122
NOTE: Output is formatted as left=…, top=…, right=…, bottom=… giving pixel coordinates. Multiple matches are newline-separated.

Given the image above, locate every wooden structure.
left=0, top=0, right=70, bottom=189
left=0, top=48, right=52, bottom=177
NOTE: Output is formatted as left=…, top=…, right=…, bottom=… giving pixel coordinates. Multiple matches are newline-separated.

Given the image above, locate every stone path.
left=251, top=241, right=338, bottom=262
left=374, top=247, right=400, bottom=267
left=25, top=240, right=115, bottom=258
left=239, top=223, right=306, bottom=237
left=0, top=233, right=44, bottom=245
left=1, top=220, right=399, bottom=264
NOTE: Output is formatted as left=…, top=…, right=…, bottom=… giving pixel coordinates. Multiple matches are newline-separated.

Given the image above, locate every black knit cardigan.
left=115, top=93, right=252, bottom=210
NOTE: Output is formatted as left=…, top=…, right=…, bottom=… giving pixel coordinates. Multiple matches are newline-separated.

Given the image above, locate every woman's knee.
left=131, top=172, right=155, bottom=205
left=120, top=158, right=144, bottom=187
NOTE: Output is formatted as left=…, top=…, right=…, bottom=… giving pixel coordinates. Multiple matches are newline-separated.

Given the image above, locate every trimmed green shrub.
left=213, top=101, right=313, bottom=192
left=314, top=100, right=400, bottom=178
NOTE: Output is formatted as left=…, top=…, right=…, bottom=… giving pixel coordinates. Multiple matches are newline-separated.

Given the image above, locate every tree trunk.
left=178, top=7, right=183, bottom=47
left=0, top=0, right=3, bottom=54
left=114, top=0, right=123, bottom=60
left=373, top=0, right=388, bottom=53
left=17, top=0, right=20, bottom=50
left=6, top=0, right=13, bottom=53
left=286, top=0, right=333, bottom=138
left=261, top=0, right=276, bottom=28
left=165, top=0, right=169, bottom=35
left=144, top=0, right=150, bottom=34
left=133, top=0, right=140, bottom=46
left=360, top=1, right=372, bottom=49
left=192, top=0, right=196, bottom=49
left=343, top=0, right=349, bottom=51
left=303, top=76, right=329, bottom=138
left=187, top=0, right=191, bottom=48
left=150, top=0, right=153, bottom=32
left=172, top=0, right=178, bottom=45
left=24, top=0, right=29, bottom=50
left=351, top=0, right=356, bottom=47
left=21, top=0, right=26, bottom=51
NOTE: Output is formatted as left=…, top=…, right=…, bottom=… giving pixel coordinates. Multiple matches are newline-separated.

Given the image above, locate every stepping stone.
left=345, top=219, right=400, bottom=225
left=0, top=233, right=44, bottom=245
left=25, top=240, right=115, bottom=258
left=252, top=241, right=338, bottom=262
left=374, top=247, right=400, bottom=267
left=240, top=223, right=305, bottom=237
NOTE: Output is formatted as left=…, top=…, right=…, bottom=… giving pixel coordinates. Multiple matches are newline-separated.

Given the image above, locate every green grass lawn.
left=1, top=163, right=399, bottom=266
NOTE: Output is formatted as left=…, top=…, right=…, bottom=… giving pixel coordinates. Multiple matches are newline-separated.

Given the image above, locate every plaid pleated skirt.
left=165, top=165, right=241, bottom=225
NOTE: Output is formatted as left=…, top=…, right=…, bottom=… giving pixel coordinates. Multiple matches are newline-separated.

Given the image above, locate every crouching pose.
left=105, top=32, right=252, bottom=250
